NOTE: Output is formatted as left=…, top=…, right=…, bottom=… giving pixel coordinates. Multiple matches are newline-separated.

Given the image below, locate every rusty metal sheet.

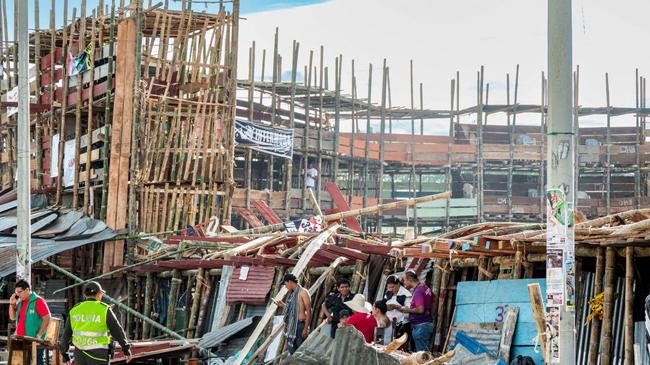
left=226, top=266, right=276, bottom=305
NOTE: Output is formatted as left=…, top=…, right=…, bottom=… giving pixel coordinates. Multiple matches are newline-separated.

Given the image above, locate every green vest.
left=16, top=293, right=44, bottom=338
left=69, top=301, right=111, bottom=350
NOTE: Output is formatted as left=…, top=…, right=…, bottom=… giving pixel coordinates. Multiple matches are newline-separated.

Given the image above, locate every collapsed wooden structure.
left=107, top=192, right=650, bottom=364
left=0, top=1, right=648, bottom=364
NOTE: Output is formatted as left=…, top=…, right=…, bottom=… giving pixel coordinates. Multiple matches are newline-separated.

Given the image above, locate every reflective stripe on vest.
left=70, top=301, right=110, bottom=350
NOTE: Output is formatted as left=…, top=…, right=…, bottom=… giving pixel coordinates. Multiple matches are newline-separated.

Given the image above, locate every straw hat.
left=344, top=294, right=372, bottom=314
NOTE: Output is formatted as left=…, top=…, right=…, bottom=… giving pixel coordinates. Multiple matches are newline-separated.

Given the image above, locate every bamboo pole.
left=445, top=79, right=454, bottom=231
left=142, top=272, right=153, bottom=339
left=362, top=64, right=372, bottom=230
left=100, top=0, right=116, bottom=221
left=187, top=268, right=205, bottom=338
left=166, top=242, right=186, bottom=330
left=600, top=247, right=616, bottom=365
left=588, top=247, right=604, bottom=365
left=232, top=191, right=451, bottom=235
left=33, top=0, right=42, bottom=191
left=624, top=246, right=634, bottom=365
left=56, top=0, right=70, bottom=205
left=377, top=60, right=387, bottom=231
left=284, top=40, right=299, bottom=216
left=333, top=54, right=342, bottom=186
left=195, top=272, right=213, bottom=338
left=605, top=73, right=611, bottom=215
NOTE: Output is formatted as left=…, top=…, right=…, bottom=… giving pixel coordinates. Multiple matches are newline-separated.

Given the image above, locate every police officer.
left=59, top=281, right=132, bottom=364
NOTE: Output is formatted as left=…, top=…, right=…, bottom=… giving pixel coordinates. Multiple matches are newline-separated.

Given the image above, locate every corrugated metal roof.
left=0, top=227, right=116, bottom=277
left=199, top=316, right=256, bottom=349
left=226, top=266, right=275, bottom=305
left=0, top=191, right=116, bottom=277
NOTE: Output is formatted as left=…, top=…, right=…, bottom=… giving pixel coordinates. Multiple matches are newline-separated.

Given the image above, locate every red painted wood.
left=252, top=200, right=283, bottom=224
left=236, top=207, right=264, bottom=227
left=324, top=182, right=363, bottom=232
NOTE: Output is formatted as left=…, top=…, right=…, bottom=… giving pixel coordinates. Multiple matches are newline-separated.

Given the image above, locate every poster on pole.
left=234, top=119, right=294, bottom=159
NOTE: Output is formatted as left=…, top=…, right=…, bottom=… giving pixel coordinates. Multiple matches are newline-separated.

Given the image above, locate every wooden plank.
left=498, top=306, right=520, bottom=363
left=527, top=283, right=547, bottom=363
left=103, top=17, right=136, bottom=273
left=324, top=182, right=363, bottom=232
left=231, top=224, right=340, bottom=365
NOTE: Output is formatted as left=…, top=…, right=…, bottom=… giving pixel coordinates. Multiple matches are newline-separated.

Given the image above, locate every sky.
left=7, top=0, right=650, bottom=133
left=235, top=0, right=650, bottom=133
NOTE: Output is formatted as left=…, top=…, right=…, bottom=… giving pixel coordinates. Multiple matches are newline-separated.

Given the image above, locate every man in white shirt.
left=305, top=164, right=318, bottom=190
left=384, top=275, right=413, bottom=347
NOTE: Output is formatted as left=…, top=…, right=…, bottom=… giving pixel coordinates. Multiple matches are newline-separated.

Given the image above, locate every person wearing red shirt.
left=9, top=280, right=51, bottom=365
left=340, top=294, right=377, bottom=343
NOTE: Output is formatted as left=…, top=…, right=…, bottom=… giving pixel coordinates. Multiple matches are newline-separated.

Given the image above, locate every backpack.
left=509, top=355, right=536, bottom=365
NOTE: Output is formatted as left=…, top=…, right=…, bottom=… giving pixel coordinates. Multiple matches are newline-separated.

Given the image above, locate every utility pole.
left=547, top=0, right=575, bottom=364
left=16, top=0, right=31, bottom=283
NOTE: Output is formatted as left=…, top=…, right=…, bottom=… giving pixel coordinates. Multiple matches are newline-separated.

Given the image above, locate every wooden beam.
left=624, top=246, right=634, bottom=365
left=600, top=247, right=616, bottom=365
left=528, top=283, right=547, bottom=362
left=498, top=306, right=519, bottom=363
left=588, top=247, right=604, bottom=365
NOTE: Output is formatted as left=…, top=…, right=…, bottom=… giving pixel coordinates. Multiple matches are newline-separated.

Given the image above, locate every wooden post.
left=33, top=0, right=42, bottom=191
left=350, top=260, right=365, bottom=294
left=56, top=0, right=70, bottom=205
left=100, top=0, right=116, bottom=221
left=333, top=54, right=342, bottom=188
left=142, top=272, right=153, bottom=339
left=434, top=265, right=449, bottom=351
left=624, top=246, right=634, bottom=365
left=600, top=247, right=616, bottom=365
left=528, top=283, right=547, bottom=362
left=539, top=72, right=547, bottom=219
left=445, top=79, right=455, bottom=231
left=285, top=40, right=298, bottom=217
left=635, top=69, right=641, bottom=209
left=587, top=248, right=604, bottom=364
left=166, top=242, right=185, bottom=330
left=507, top=65, right=519, bottom=221
left=269, top=28, right=278, bottom=196
left=348, top=59, right=356, bottom=206
left=377, top=60, right=387, bottom=231
left=513, top=248, right=522, bottom=279
left=301, top=50, right=314, bottom=209
left=409, top=60, right=418, bottom=232
left=83, top=12, right=97, bottom=214
left=476, top=67, right=484, bottom=223
left=72, top=0, right=87, bottom=209
left=187, top=268, right=205, bottom=338
left=605, top=73, right=611, bottom=214
left=362, top=64, right=372, bottom=230
left=316, top=46, right=324, bottom=206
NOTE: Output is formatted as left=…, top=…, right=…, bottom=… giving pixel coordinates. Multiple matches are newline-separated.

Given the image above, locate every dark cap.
left=84, top=281, right=106, bottom=296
